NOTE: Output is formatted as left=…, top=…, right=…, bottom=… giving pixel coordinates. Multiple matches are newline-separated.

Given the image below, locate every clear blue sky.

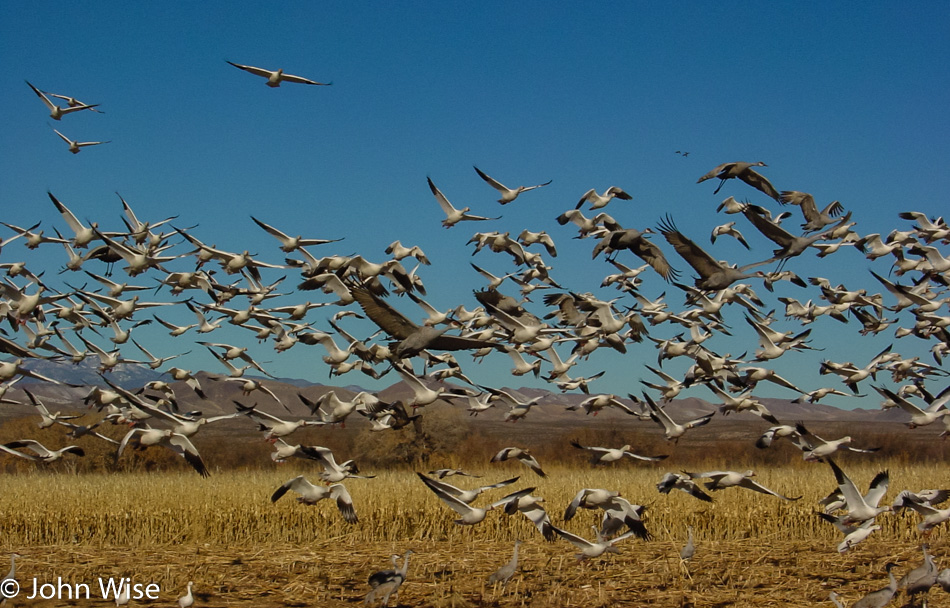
left=1, top=3, right=948, bottom=408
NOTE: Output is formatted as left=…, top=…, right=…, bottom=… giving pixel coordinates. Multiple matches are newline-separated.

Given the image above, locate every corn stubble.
left=0, top=462, right=944, bottom=606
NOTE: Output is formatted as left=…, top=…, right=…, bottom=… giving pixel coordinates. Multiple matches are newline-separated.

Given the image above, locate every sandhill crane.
left=899, top=545, right=937, bottom=605
left=226, top=61, right=331, bottom=86
left=658, top=216, right=771, bottom=291
left=366, top=550, right=412, bottom=607
left=590, top=228, right=677, bottom=281
left=488, top=540, right=521, bottom=585
left=351, top=285, right=499, bottom=358
left=697, top=161, right=780, bottom=201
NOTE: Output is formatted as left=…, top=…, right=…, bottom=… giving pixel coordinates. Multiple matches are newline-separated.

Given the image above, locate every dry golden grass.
left=0, top=461, right=947, bottom=607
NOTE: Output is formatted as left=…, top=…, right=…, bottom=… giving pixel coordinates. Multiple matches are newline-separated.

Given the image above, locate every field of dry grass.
left=1, top=461, right=947, bottom=607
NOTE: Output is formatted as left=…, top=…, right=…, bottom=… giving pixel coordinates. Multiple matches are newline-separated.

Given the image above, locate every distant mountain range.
left=1, top=357, right=912, bottom=426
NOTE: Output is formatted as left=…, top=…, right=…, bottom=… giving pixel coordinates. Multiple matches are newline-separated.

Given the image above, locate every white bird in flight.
left=51, top=128, right=110, bottom=154
left=226, top=61, right=331, bottom=87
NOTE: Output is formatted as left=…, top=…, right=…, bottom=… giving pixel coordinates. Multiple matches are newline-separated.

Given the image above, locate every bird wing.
left=418, top=473, right=477, bottom=516
left=4, top=439, right=49, bottom=457
left=271, top=475, right=316, bottom=502
left=738, top=168, right=780, bottom=201
left=657, top=216, right=722, bottom=279
left=828, top=459, right=867, bottom=511
left=551, top=526, right=594, bottom=549
left=479, top=476, right=521, bottom=491
left=742, top=206, right=795, bottom=247
left=250, top=216, right=292, bottom=244
left=280, top=73, right=328, bottom=85
left=737, top=477, right=800, bottom=501
left=427, top=177, right=457, bottom=215
left=0, top=443, right=39, bottom=460
left=26, top=80, right=56, bottom=111
left=48, top=192, right=85, bottom=235
left=629, top=235, right=677, bottom=282
left=329, top=483, right=359, bottom=523
left=351, top=286, right=419, bottom=340
left=473, top=166, right=507, bottom=193
left=226, top=61, right=272, bottom=77
left=697, top=163, right=732, bottom=183
left=165, top=433, right=210, bottom=477
left=519, top=454, right=546, bottom=477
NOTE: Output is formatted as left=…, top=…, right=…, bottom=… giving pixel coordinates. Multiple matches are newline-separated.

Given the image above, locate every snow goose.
left=250, top=215, right=341, bottom=252
left=2, top=439, right=84, bottom=462
left=710, top=222, right=750, bottom=248
left=656, top=472, right=713, bottom=502
left=640, top=393, right=714, bottom=443
left=473, top=166, right=551, bottom=204
left=415, top=473, right=519, bottom=504
left=490, top=490, right=555, bottom=541
left=417, top=472, right=493, bottom=525
left=226, top=61, right=330, bottom=87
left=491, top=447, right=545, bottom=477
left=569, top=440, right=668, bottom=465
left=684, top=470, right=800, bottom=501
left=177, top=582, right=194, bottom=608
left=794, top=422, right=880, bottom=462
left=427, top=468, right=480, bottom=480
left=488, top=540, right=521, bottom=584
left=271, top=476, right=358, bottom=523
left=366, top=550, right=412, bottom=607
left=575, top=186, right=632, bottom=210
left=873, top=385, right=950, bottom=429
left=302, top=445, right=374, bottom=483
left=51, top=127, right=110, bottom=154
left=563, top=488, right=650, bottom=540
left=517, top=229, right=558, bottom=257
left=827, top=460, right=891, bottom=524
left=23, top=389, right=80, bottom=428
left=117, top=427, right=209, bottom=476
left=551, top=525, right=636, bottom=561
left=233, top=401, right=323, bottom=442
left=26, top=80, right=99, bottom=119
left=428, top=177, right=500, bottom=228
left=697, top=161, right=779, bottom=201
left=891, top=491, right=950, bottom=533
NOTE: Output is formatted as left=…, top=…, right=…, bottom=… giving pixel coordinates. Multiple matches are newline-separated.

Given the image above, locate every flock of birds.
left=4, top=63, right=950, bottom=606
